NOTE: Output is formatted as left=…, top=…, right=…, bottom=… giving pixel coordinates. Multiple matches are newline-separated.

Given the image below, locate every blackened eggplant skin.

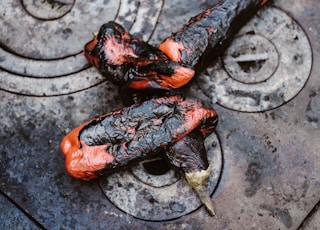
left=166, top=130, right=216, bottom=215
left=166, top=130, right=209, bottom=174
left=61, top=96, right=218, bottom=180
left=159, top=0, right=268, bottom=70
left=84, top=0, right=268, bottom=90
left=84, top=21, right=194, bottom=90
left=84, top=21, right=171, bottom=86
left=64, top=0, right=268, bottom=215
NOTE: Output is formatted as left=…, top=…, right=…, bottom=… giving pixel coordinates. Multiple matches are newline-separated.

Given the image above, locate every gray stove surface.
left=1, top=0, right=319, bottom=229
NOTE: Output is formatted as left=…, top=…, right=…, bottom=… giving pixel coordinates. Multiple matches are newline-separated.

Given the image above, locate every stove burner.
left=197, top=7, right=312, bottom=112
left=99, top=132, right=223, bottom=221
left=0, top=0, right=163, bottom=96
left=22, top=0, right=75, bottom=20
left=306, top=89, right=320, bottom=128
left=130, top=157, right=181, bottom=188
left=223, top=34, right=279, bottom=84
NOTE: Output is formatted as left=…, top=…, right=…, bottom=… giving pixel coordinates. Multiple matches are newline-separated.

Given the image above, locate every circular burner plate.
left=99, top=132, right=223, bottom=221
left=197, top=7, right=312, bottom=112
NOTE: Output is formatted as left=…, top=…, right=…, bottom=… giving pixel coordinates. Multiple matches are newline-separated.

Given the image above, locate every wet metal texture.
left=197, top=7, right=312, bottom=112
left=0, top=0, right=319, bottom=229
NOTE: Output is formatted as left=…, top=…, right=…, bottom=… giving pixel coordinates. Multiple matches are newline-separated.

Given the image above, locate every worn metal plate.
left=0, top=0, right=319, bottom=229
left=99, top=132, right=222, bottom=221
left=197, top=6, right=312, bottom=112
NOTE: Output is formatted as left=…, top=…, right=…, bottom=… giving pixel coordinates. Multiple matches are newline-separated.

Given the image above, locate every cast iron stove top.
left=0, top=0, right=319, bottom=229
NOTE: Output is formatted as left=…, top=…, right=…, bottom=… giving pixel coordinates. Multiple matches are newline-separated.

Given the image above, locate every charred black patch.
left=142, top=156, right=171, bottom=175
left=166, top=130, right=209, bottom=174
left=76, top=96, right=217, bottom=173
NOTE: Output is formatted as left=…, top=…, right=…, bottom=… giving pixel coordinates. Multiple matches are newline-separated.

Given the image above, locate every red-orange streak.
left=158, top=38, right=185, bottom=62
left=128, top=66, right=195, bottom=90
left=129, top=79, right=150, bottom=90
left=159, top=66, right=195, bottom=89
left=171, top=99, right=218, bottom=142
left=153, top=97, right=218, bottom=142
left=84, top=38, right=100, bottom=69
left=157, top=39, right=195, bottom=89
left=61, top=119, right=115, bottom=181
left=103, top=38, right=136, bottom=65
left=84, top=36, right=138, bottom=68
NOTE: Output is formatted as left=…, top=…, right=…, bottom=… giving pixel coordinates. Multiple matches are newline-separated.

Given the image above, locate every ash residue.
left=260, top=204, right=293, bottom=228
left=306, top=89, right=320, bottom=128
left=229, top=132, right=278, bottom=197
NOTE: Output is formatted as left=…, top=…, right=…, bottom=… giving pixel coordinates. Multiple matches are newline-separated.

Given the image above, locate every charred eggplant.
left=84, top=0, right=268, bottom=90
left=62, top=0, right=269, bottom=216
left=61, top=96, right=218, bottom=214
left=61, top=96, right=218, bottom=180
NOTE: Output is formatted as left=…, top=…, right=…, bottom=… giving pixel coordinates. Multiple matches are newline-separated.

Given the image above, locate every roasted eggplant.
left=84, top=0, right=268, bottom=90
left=62, top=0, right=269, bottom=216
left=61, top=96, right=218, bottom=214
left=61, top=96, right=218, bottom=180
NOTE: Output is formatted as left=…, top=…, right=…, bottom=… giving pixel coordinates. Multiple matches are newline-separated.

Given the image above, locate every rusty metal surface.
left=0, top=0, right=319, bottom=229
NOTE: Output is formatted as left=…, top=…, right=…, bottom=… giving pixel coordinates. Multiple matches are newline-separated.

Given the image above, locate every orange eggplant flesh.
left=61, top=96, right=218, bottom=181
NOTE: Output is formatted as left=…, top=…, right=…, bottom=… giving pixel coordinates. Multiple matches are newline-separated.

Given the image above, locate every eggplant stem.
left=185, top=167, right=215, bottom=216
left=92, top=32, right=98, bottom=38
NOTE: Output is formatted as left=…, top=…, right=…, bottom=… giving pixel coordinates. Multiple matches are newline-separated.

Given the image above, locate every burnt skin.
left=84, top=21, right=169, bottom=85
left=66, top=0, right=269, bottom=215
left=84, top=0, right=268, bottom=90
left=61, top=96, right=218, bottom=181
left=167, top=130, right=209, bottom=174
left=84, top=21, right=194, bottom=89
left=158, top=0, right=268, bottom=70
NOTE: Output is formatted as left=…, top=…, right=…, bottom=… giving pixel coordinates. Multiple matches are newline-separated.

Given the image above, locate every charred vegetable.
left=61, top=96, right=217, bottom=179
left=61, top=96, right=218, bottom=214
left=62, top=0, right=269, bottom=216
left=84, top=0, right=268, bottom=90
